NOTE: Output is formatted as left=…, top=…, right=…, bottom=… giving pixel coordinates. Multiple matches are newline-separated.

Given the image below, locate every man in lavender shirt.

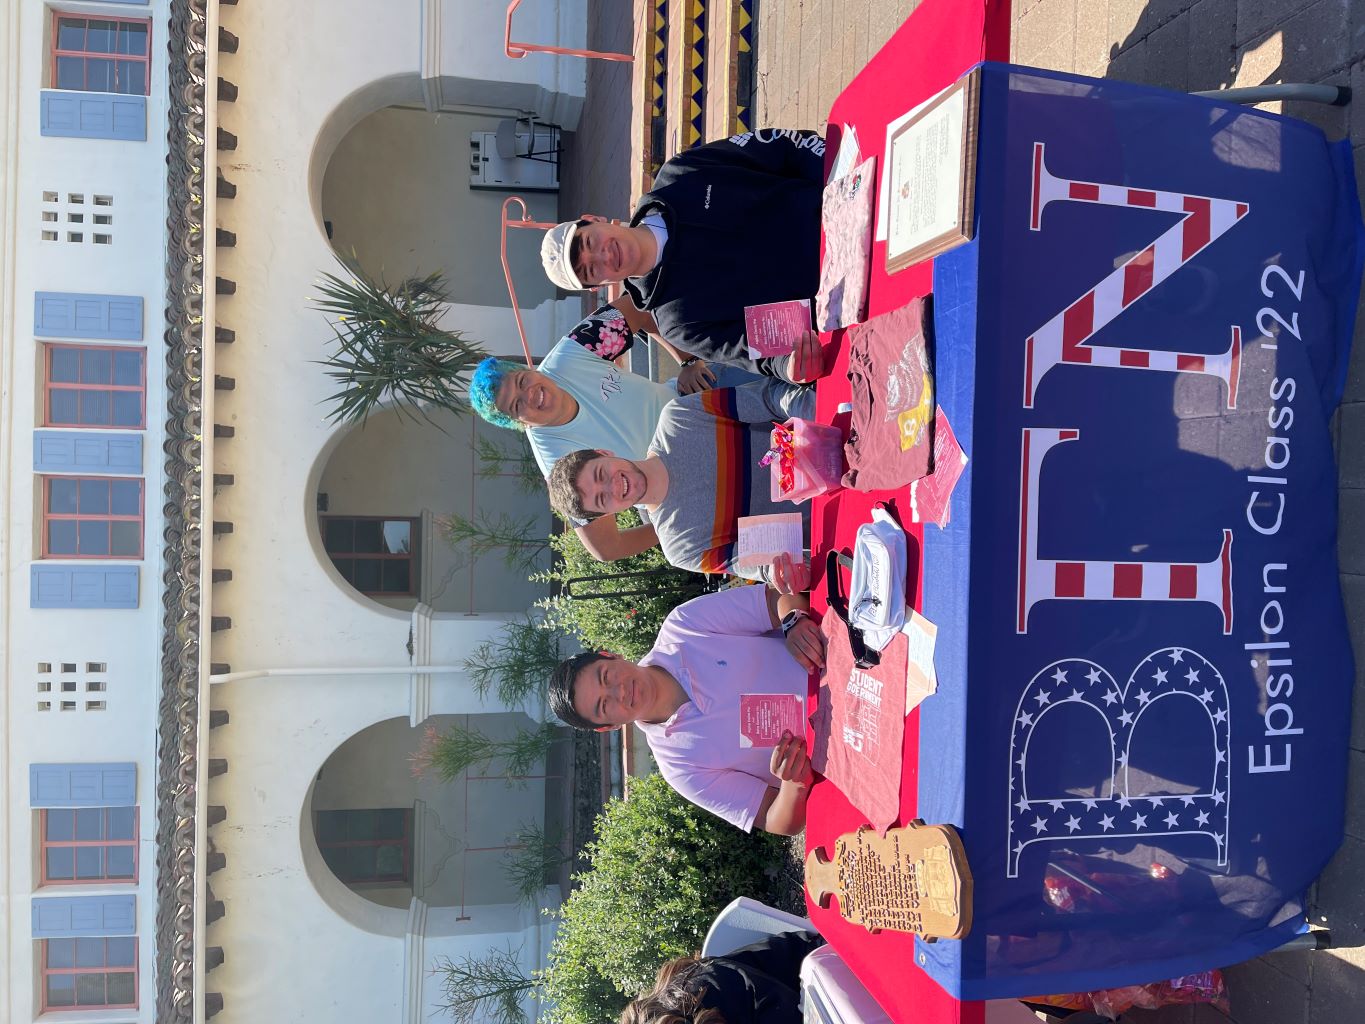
left=547, top=577, right=825, bottom=835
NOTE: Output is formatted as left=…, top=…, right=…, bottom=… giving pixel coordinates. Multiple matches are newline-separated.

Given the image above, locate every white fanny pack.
left=848, top=506, right=907, bottom=653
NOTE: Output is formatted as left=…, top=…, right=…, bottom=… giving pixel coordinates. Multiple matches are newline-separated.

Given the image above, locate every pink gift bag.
left=766, top=418, right=845, bottom=503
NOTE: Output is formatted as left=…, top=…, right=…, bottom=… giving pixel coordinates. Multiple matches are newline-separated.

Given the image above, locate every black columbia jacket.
left=623, top=129, right=825, bottom=380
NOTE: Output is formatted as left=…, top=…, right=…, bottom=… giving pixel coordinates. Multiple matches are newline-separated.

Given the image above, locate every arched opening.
left=311, top=404, right=552, bottom=615
left=318, top=103, right=560, bottom=320
left=303, top=713, right=565, bottom=913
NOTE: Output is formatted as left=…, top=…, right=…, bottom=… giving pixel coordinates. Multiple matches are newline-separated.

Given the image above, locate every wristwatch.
left=780, top=608, right=810, bottom=637
left=680, top=355, right=701, bottom=367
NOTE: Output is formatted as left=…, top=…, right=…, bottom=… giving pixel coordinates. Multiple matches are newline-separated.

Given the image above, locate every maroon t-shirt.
left=841, top=298, right=934, bottom=492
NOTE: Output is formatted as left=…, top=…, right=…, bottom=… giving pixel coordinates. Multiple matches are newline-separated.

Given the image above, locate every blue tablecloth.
left=918, top=63, right=1363, bottom=999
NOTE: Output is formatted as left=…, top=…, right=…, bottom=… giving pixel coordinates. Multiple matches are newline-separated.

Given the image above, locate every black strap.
left=824, top=549, right=880, bottom=669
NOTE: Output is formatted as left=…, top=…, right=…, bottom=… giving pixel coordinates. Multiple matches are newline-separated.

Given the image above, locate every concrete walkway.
left=565, top=1, right=1365, bottom=1020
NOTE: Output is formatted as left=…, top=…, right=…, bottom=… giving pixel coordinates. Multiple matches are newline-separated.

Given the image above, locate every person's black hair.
left=549, top=650, right=612, bottom=729
left=568, top=218, right=593, bottom=279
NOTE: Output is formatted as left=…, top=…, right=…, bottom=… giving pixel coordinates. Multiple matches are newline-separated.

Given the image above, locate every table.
left=806, top=7, right=1364, bottom=1019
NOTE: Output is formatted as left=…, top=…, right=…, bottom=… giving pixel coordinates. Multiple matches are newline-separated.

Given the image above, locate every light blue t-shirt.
left=527, top=335, right=676, bottom=480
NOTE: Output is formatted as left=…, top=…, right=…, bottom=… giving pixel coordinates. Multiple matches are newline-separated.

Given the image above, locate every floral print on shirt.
left=568, top=303, right=644, bottom=361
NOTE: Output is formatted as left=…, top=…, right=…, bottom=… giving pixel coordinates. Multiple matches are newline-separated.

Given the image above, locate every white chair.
left=702, top=898, right=1048, bottom=1024
left=701, top=896, right=816, bottom=957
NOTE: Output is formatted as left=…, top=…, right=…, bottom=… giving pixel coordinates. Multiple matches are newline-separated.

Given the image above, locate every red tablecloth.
left=805, top=2, right=1012, bottom=1021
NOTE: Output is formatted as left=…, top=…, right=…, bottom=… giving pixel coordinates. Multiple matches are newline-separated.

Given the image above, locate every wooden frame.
left=885, top=69, right=981, bottom=274
left=50, top=13, right=152, bottom=97
left=314, top=807, right=413, bottom=884
left=42, top=477, right=145, bottom=560
left=43, top=344, right=147, bottom=429
left=40, top=937, right=138, bottom=1011
left=39, top=808, right=139, bottom=885
left=320, top=515, right=419, bottom=597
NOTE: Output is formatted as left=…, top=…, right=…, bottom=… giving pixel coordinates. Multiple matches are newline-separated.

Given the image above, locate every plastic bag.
left=1027, top=970, right=1229, bottom=1017
left=765, top=418, right=844, bottom=503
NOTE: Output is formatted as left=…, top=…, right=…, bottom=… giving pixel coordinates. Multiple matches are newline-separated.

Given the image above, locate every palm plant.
left=502, top=822, right=571, bottom=905
left=464, top=614, right=564, bottom=709
left=412, top=722, right=562, bottom=782
left=433, top=944, right=539, bottom=1024
left=440, top=510, right=550, bottom=575
left=312, top=261, right=488, bottom=426
left=475, top=434, right=545, bottom=494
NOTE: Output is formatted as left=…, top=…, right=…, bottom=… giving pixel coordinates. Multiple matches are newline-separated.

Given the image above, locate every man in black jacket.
left=541, top=129, right=829, bottom=384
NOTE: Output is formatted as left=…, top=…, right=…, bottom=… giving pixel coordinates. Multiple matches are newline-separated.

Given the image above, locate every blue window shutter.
left=34, top=432, right=143, bottom=474
left=32, top=896, right=136, bottom=938
left=40, top=91, right=146, bottom=142
left=31, top=566, right=139, bottom=609
left=34, top=293, right=143, bottom=340
left=30, top=763, right=137, bottom=808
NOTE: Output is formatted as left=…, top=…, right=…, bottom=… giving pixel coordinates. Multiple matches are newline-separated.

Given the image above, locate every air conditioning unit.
left=469, top=128, right=559, bottom=192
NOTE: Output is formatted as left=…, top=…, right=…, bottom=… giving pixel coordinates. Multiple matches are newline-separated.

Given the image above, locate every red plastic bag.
left=1027, top=969, right=1229, bottom=1017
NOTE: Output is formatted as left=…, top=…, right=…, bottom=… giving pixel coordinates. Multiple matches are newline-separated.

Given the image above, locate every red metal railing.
left=504, top=0, right=633, bottom=62
left=501, top=198, right=625, bottom=365
left=500, top=196, right=558, bottom=366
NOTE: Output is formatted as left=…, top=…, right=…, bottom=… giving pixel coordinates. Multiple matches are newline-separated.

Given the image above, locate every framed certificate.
left=885, top=69, right=981, bottom=273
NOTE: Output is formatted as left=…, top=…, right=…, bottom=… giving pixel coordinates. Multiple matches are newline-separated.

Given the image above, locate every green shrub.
left=533, top=510, right=711, bottom=660
left=539, top=774, right=785, bottom=1024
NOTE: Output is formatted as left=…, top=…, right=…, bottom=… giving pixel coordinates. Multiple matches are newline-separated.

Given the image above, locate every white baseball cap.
left=542, top=220, right=586, bottom=291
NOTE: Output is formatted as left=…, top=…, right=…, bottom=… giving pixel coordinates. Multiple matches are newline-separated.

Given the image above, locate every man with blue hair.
left=470, top=297, right=722, bottom=560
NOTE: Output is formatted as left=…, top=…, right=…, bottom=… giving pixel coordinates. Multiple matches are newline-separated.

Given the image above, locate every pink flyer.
left=739, top=693, right=807, bottom=748
left=744, top=299, right=813, bottom=358
left=910, top=406, right=968, bottom=528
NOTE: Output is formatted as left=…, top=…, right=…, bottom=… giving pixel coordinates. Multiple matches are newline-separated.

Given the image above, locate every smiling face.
left=573, top=454, right=647, bottom=517
left=493, top=368, right=575, bottom=428
left=570, top=654, right=662, bottom=729
left=571, top=219, right=652, bottom=286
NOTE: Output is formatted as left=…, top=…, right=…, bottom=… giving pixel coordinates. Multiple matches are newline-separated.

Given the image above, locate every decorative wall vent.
left=40, top=191, right=113, bottom=243
left=36, top=661, right=109, bottom=711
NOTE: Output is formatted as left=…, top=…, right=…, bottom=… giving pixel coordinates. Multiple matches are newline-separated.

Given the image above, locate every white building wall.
left=0, top=0, right=172, bottom=1020
left=208, top=0, right=581, bottom=672
left=199, top=3, right=585, bottom=1020
left=2, top=0, right=586, bottom=1020
left=208, top=668, right=556, bottom=1021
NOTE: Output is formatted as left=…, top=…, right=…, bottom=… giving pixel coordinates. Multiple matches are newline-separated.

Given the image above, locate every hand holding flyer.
left=740, top=693, right=807, bottom=748
left=744, top=299, right=814, bottom=358
left=736, top=513, right=805, bottom=569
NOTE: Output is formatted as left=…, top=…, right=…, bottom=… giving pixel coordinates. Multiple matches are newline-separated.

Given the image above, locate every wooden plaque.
left=805, top=820, right=973, bottom=940
left=884, top=69, right=981, bottom=274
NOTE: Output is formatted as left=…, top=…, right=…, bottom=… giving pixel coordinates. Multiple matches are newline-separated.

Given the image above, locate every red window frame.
left=39, top=808, right=138, bottom=885
left=40, top=937, right=138, bottom=1011
left=315, top=808, right=413, bottom=884
left=50, top=14, right=152, bottom=96
left=320, top=516, right=419, bottom=597
left=41, top=476, right=145, bottom=560
left=43, top=344, right=147, bottom=429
